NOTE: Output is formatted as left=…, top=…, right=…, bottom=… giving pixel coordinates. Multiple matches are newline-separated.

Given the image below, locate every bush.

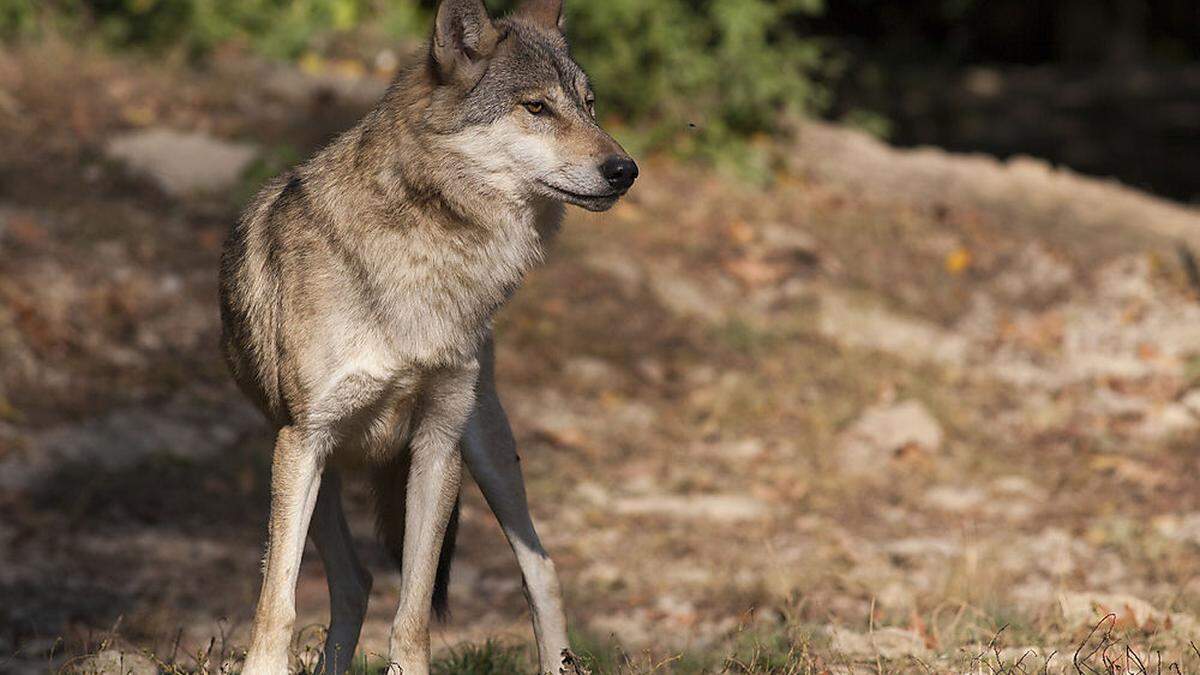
left=493, top=0, right=830, bottom=154
left=0, top=0, right=831, bottom=157
left=0, top=0, right=420, bottom=57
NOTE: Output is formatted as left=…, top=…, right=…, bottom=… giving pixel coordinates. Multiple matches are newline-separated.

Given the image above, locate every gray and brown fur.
left=219, top=0, right=637, bottom=673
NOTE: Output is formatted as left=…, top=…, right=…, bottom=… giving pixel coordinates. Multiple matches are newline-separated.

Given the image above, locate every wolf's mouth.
left=538, top=181, right=625, bottom=212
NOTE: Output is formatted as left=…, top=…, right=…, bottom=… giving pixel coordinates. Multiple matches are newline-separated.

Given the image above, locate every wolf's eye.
left=523, top=101, right=546, bottom=115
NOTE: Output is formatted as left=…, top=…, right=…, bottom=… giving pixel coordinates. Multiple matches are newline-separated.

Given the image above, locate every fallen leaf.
left=945, top=248, right=972, bottom=275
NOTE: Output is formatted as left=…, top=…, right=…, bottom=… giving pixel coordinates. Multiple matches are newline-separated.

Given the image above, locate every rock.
left=512, top=391, right=590, bottom=449
left=1154, top=512, right=1200, bottom=546
left=759, top=222, right=819, bottom=258
left=634, top=357, right=666, bottom=383
left=791, top=121, right=1200, bottom=250
left=997, top=528, right=1087, bottom=578
left=924, top=485, right=985, bottom=513
left=837, top=400, right=944, bottom=476
left=563, top=356, right=620, bottom=388
left=105, top=128, right=258, bottom=196
left=827, top=626, right=928, bottom=660
left=0, top=402, right=256, bottom=492
left=1136, top=403, right=1198, bottom=439
left=993, top=243, right=1074, bottom=302
left=996, top=256, right=1200, bottom=390
left=261, top=63, right=388, bottom=109
left=991, top=475, right=1041, bottom=498
left=1058, top=593, right=1164, bottom=631
left=819, top=292, right=968, bottom=366
left=884, top=537, right=961, bottom=561
left=609, top=400, right=658, bottom=431
left=1010, top=578, right=1057, bottom=610
left=613, top=493, right=771, bottom=523
left=1181, top=389, right=1200, bottom=417
left=588, top=610, right=654, bottom=648
left=875, top=582, right=916, bottom=611
left=712, top=437, right=767, bottom=459
left=584, top=251, right=644, bottom=294
left=574, top=481, right=611, bottom=507
left=649, top=270, right=724, bottom=322
left=73, top=649, right=160, bottom=674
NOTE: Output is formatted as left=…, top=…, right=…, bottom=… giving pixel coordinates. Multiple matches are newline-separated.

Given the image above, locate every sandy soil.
left=3, top=43, right=1200, bottom=673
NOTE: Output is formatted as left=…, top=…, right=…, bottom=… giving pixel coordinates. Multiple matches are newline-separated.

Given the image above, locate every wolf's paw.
left=558, top=648, right=590, bottom=675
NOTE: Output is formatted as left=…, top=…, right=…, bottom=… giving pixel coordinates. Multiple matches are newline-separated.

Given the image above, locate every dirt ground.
left=4, top=43, right=1200, bottom=674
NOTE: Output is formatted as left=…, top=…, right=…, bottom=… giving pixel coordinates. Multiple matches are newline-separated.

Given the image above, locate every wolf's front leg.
left=464, top=337, right=575, bottom=674
left=244, top=426, right=326, bottom=674
left=387, top=364, right=479, bottom=675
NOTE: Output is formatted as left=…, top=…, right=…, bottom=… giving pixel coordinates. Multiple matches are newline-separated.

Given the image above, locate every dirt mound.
left=794, top=120, right=1200, bottom=247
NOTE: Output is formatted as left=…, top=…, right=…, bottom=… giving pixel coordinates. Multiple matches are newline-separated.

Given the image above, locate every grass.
left=54, top=626, right=833, bottom=674
left=50, top=615, right=1200, bottom=674
left=430, top=641, right=529, bottom=675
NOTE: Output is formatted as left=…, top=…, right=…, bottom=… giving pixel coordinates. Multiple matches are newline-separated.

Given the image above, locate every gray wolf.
left=218, top=0, right=638, bottom=672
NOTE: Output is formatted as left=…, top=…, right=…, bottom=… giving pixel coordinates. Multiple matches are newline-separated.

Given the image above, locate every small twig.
left=1012, top=647, right=1035, bottom=673
left=1074, top=613, right=1117, bottom=674
left=168, top=627, right=183, bottom=666
left=1042, top=649, right=1058, bottom=675
left=1127, top=645, right=1148, bottom=675
left=1177, top=243, right=1200, bottom=299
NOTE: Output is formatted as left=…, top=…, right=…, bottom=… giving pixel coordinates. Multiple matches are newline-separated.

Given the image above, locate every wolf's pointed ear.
left=432, top=0, right=500, bottom=82
left=514, top=0, right=565, bottom=31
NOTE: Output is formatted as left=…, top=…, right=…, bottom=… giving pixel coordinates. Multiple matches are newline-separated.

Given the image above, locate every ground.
left=3, top=43, right=1200, bottom=674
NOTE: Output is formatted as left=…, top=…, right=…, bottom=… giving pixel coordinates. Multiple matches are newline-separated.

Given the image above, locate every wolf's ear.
left=432, top=0, right=500, bottom=82
left=514, top=0, right=565, bottom=31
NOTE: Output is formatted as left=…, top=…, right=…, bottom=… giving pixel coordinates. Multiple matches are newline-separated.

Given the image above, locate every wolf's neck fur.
left=289, top=62, right=560, bottom=367
left=309, top=64, right=525, bottom=227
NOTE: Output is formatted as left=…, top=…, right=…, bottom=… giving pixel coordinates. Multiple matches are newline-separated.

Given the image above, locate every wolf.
left=217, top=0, right=638, bottom=672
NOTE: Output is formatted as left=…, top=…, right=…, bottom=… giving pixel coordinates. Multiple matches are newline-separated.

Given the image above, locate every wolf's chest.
left=357, top=216, right=543, bottom=366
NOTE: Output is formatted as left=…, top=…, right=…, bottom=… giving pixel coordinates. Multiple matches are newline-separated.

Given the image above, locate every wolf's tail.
left=370, top=452, right=461, bottom=621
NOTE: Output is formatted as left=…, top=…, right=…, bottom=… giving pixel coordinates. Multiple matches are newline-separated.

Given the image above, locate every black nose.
left=600, top=155, right=639, bottom=191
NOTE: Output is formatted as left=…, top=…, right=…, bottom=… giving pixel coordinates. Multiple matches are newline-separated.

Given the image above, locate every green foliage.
left=0, top=0, right=833, bottom=157
left=495, top=0, right=830, bottom=154
left=0, top=0, right=418, bottom=57
left=0, top=0, right=38, bottom=36
left=93, top=0, right=401, bottom=58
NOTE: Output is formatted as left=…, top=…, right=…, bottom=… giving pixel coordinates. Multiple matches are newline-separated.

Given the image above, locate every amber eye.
left=523, top=101, right=546, bottom=115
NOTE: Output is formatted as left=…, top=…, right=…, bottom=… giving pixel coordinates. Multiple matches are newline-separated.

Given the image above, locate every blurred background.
left=2, top=1, right=1200, bottom=672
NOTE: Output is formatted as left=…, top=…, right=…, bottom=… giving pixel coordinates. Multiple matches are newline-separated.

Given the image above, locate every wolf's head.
left=424, top=0, right=638, bottom=212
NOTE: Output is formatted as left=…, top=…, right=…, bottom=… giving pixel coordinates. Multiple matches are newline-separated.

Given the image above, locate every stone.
left=649, top=270, right=724, bottom=322
left=924, top=485, right=986, bottom=513
left=827, top=626, right=929, bottom=660
left=759, top=222, right=819, bottom=258
left=1059, top=593, right=1163, bottom=631
left=106, top=128, right=257, bottom=196
left=563, top=356, right=620, bottom=388
left=74, top=649, right=160, bottom=675
left=583, top=251, right=644, bottom=294
left=613, top=493, right=770, bottom=523
left=837, top=400, right=944, bottom=476
left=819, top=292, right=968, bottom=366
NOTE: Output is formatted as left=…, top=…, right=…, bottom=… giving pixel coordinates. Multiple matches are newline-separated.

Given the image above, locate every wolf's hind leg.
left=463, top=338, right=573, bottom=674
left=243, top=426, right=325, bottom=675
left=311, top=469, right=372, bottom=675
